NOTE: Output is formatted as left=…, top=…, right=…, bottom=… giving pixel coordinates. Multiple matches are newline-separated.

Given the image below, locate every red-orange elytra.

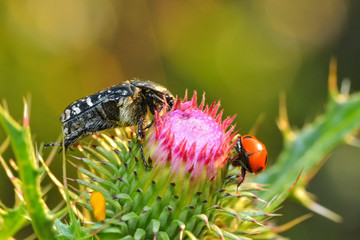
left=90, top=191, right=106, bottom=222
left=230, top=135, right=268, bottom=187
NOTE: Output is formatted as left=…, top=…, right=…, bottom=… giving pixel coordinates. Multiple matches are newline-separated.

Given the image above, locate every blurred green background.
left=0, top=0, right=359, bottom=239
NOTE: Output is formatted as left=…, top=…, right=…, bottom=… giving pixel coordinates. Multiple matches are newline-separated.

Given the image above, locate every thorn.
left=248, top=113, right=265, bottom=136
left=209, top=101, right=221, bottom=118
left=199, top=92, right=206, bottom=110
left=328, top=57, right=339, bottom=98
left=340, top=78, right=351, bottom=96
left=22, top=99, right=30, bottom=127
left=179, top=226, right=184, bottom=240
left=277, top=92, right=290, bottom=131
left=294, top=187, right=342, bottom=223
left=277, top=92, right=295, bottom=141
left=345, top=135, right=360, bottom=148
left=206, top=101, right=216, bottom=115
left=265, top=212, right=282, bottom=217
left=271, top=213, right=313, bottom=233
left=183, top=89, right=188, bottom=102
left=71, top=156, right=83, bottom=161
left=252, top=195, right=266, bottom=203
left=68, top=161, right=79, bottom=169
left=252, top=219, right=265, bottom=227
left=289, top=168, right=303, bottom=192
left=191, top=90, right=197, bottom=107
left=9, top=159, right=18, bottom=171
left=215, top=109, right=224, bottom=124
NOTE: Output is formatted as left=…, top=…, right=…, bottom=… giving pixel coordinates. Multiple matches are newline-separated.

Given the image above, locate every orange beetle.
left=230, top=135, right=268, bottom=187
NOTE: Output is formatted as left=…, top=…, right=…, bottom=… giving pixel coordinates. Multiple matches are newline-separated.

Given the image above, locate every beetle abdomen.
left=60, top=82, right=135, bottom=123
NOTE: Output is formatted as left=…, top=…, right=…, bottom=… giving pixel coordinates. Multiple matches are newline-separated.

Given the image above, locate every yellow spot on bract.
left=90, top=191, right=106, bottom=222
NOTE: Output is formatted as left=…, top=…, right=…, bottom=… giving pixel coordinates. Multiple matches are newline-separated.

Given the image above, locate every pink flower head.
left=146, top=91, right=238, bottom=180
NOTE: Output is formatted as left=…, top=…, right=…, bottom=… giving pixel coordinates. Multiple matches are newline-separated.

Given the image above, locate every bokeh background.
left=0, top=0, right=359, bottom=239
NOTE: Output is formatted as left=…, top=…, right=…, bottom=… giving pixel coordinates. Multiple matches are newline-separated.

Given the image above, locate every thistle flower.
left=145, top=91, right=237, bottom=182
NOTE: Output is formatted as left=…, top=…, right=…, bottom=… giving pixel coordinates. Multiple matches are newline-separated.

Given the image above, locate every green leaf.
left=150, top=219, right=160, bottom=235
left=195, top=214, right=210, bottom=230
left=120, top=236, right=134, bottom=240
left=158, top=231, right=170, bottom=240
left=0, top=204, right=29, bottom=239
left=158, top=206, right=172, bottom=227
left=120, top=212, right=139, bottom=222
left=184, top=230, right=198, bottom=240
left=138, top=206, right=152, bottom=228
left=99, top=226, right=122, bottom=235
left=222, top=230, right=251, bottom=240
left=210, top=224, right=225, bottom=240
left=113, top=193, right=133, bottom=202
left=74, top=156, right=114, bottom=179
left=134, top=228, right=146, bottom=240
left=55, top=219, right=90, bottom=240
left=256, top=88, right=360, bottom=217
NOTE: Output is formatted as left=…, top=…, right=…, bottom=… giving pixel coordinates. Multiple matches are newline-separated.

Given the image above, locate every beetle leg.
left=229, top=153, right=241, bottom=166
left=225, top=174, right=239, bottom=186
left=44, top=141, right=64, bottom=154
left=137, top=117, right=151, bottom=168
left=44, top=142, right=62, bottom=147
left=144, top=117, right=155, bottom=130
left=144, top=104, right=164, bottom=130
left=236, top=167, right=247, bottom=193
left=44, top=140, right=76, bottom=154
left=145, top=103, right=166, bottom=130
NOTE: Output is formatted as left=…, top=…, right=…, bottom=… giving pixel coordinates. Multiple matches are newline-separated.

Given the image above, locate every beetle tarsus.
left=138, top=117, right=152, bottom=169
left=236, top=167, right=246, bottom=192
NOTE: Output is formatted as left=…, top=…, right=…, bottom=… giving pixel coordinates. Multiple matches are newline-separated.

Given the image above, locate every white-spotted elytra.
left=45, top=80, right=174, bottom=167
